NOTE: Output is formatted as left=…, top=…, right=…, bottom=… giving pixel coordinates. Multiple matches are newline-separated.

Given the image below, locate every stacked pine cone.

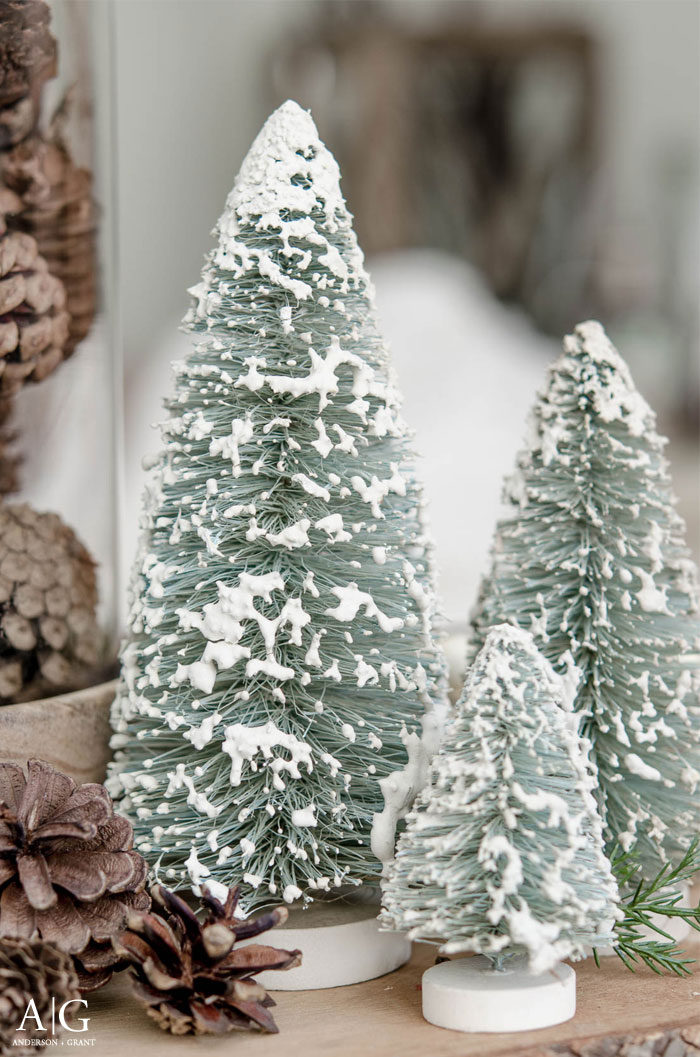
left=0, top=0, right=96, bottom=370
left=0, top=186, right=69, bottom=396
left=0, top=3, right=101, bottom=705
left=0, top=1, right=55, bottom=149
left=2, top=132, right=97, bottom=353
left=0, top=759, right=149, bottom=991
left=0, top=504, right=100, bottom=702
left=0, top=937, right=79, bottom=1053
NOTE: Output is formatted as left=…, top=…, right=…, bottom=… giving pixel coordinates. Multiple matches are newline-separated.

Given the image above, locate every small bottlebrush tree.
left=380, top=624, right=619, bottom=974
left=108, top=101, right=447, bottom=909
left=470, top=321, right=700, bottom=876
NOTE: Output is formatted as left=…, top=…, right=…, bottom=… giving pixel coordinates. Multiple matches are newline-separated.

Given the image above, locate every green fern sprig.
left=594, top=841, right=700, bottom=976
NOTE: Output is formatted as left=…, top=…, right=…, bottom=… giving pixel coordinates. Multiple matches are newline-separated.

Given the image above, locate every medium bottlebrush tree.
left=380, top=623, right=619, bottom=973
left=108, top=101, right=447, bottom=909
left=470, top=321, right=700, bottom=875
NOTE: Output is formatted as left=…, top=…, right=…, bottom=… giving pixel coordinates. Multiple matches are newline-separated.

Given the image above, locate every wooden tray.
left=86, top=940, right=700, bottom=1056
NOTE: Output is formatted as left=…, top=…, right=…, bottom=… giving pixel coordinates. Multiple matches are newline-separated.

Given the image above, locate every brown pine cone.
left=0, top=188, right=69, bottom=396
left=1, top=134, right=96, bottom=352
left=0, top=758, right=150, bottom=993
left=0, top=397, right=18, bottom=496
left=0, top=1, right=56, bottom=149
left=0, top=936, right=79, bottom=1054
left=0, top=504, right=101, bottom=704
left=115, top=884, right=301, bottom=1035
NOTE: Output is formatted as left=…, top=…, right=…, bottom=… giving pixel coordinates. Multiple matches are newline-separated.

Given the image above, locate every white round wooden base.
left=422, top=956, right=576, bottom=1033
left=244, top=901, right=410, bottom=991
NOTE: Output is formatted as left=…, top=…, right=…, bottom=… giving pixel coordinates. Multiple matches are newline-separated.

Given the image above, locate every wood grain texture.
left=0, top=678, right=116, bottom=783
left=85, top=940, right=700, bottom=1056
left=533, top=1025, right=700, bottom=1056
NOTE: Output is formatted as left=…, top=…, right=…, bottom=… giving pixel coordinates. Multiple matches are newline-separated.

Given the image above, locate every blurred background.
left=114, top=0, right=699, bottom=630
left=15, top=0, right=700, bottom=637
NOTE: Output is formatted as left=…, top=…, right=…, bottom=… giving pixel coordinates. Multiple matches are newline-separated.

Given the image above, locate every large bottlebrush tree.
left=108, top=101, right=447, bottom=909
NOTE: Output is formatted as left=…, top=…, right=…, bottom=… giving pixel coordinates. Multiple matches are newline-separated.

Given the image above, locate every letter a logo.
left=17, top=998, right=45, bottom=1032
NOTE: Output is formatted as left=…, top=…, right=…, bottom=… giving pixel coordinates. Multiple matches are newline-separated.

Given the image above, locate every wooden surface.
left=86, top=941, right=700, bottom=1056
left=0, top=678, right=115, bottom=783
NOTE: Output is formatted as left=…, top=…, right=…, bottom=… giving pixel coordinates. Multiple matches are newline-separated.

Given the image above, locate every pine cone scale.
left=130, top=910, right=182, bottom=970
left=0, top=763, right=24, bottom=811
left=75, top=942, right=118, bottom=971
left=48, top=848, right=143, bottom=896
left=231, top=904, right=287, bottom=941
left=51, top=782, right=112, bottom=821
left=16, top=850, right=54, bottom=909
left=190, top=1000, right=245, bottom=1035
left=117, top=851, right=147, bottom=892
left=35, top=891, right=90, bottom=952
left=130, top=975, right=172, bottom=1006
left=42, top=853, right=109, bottom=901
left=157, top=885, right=201, bottom=941
left=200, top=922, right=235, bottom=960
left=0, top=321, right=18, bottom=357
left=76, top=811, right=131, bottom=852
left=142, top=956, right=183, bottom=991
left=17, top=758, right=71, bottom=828
left=221, top=942, right=301, bottom=974
left=114, top=930, right=170, bottom=975
left=0, top=271, right=24, bottom=312
left=74, top=965, right=111, bottom=993
left=31, top=819, right=96, bottom=843
left=0, top=880, right=34, bottom=937
left=74, top=894, right=132, bottom=941
left=228, top=994, right=278, bottom=1034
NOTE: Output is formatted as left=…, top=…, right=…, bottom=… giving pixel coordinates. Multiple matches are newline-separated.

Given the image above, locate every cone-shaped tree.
left=381, top=624, right=619, bottom=974
left=470, top=321, right=700, bottom=875
left=109, top=102, right=447, bottom=909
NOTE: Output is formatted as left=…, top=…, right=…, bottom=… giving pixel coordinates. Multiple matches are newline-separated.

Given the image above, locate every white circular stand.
left=422, top=955, right=576, bottom=1033
left=241, top=900, right=410, bottom=991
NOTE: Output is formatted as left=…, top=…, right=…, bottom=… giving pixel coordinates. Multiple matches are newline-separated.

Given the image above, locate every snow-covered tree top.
left=474, top=622, right=580, bottom=715
left=530, top=321, right=654, bottom=474
left=230, top=100, right=346, bottom=229
left=193, top=99, right=366, bottom=306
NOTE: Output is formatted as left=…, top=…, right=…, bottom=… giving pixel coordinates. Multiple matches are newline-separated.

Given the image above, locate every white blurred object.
left=124, top=250, right=554, bottom=628
left=371, top=250, right=554, bottom=625
left=15, top=317, right=119, bottom=639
